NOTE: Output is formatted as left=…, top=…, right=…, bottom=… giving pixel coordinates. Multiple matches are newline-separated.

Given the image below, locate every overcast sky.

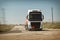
left=0, top=0, right=60, bottom=24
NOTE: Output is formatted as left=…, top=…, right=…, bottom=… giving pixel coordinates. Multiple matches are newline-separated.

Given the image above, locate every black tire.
left=40, top=28, right=42, bottom=31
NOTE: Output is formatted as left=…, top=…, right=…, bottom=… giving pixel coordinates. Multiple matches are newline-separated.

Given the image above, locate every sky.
left=0, top=0, right=60, bottom=24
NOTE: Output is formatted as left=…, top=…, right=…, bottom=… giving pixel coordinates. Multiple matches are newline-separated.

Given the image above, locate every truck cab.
left=25, top=9, right=44, bottom=31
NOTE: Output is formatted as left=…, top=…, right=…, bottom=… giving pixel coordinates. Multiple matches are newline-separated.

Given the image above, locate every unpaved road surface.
left=0, top=26, right=60, bottom=40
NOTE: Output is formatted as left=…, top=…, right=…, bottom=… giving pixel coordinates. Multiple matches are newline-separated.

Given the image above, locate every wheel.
left=40, top=28, right=43, bottom=31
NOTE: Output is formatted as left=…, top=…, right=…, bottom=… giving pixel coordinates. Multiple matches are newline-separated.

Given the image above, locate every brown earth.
left=0, top=29, right=60, bottom=40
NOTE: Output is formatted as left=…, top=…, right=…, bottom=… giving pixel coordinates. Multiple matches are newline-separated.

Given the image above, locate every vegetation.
left=43, top=22, right=60, bottom=29
left=0, top=24, right=14, bottom=32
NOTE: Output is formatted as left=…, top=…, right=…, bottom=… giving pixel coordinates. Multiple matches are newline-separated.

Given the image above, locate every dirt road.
left=0, top=29, right=60, bottom=40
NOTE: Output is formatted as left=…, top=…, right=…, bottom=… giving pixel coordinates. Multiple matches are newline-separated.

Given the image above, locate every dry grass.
left=0, top=24, right=14, bottom=32
left=43, top=22, right=60, bottom=29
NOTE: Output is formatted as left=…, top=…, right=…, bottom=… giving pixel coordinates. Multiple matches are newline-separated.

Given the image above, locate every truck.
left=25, top=9, right=44, bottom=31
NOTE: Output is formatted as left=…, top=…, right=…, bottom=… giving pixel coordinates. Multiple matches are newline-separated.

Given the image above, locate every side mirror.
left=42, top=15, right=44, bottom=21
